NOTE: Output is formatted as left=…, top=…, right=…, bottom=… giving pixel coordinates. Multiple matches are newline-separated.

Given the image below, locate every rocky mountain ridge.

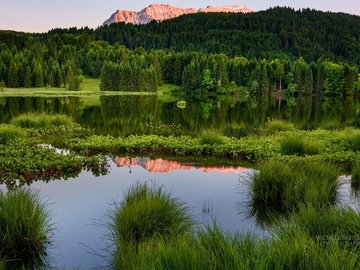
left=103, top=4, right=253, bottom=25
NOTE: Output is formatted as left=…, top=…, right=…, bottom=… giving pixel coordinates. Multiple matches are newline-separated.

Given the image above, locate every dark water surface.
left=0, top=94, right=359, bottom=136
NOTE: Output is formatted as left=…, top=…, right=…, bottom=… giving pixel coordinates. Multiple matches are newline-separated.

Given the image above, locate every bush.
left=110, top=183, right=193, bottom=267
left=0, top=124, right=24, bottom=144
left=0, top=189, right=52, bottom=269
left=11, top=113, right=74, bottom=128
left=199, top=130, right=225, bottom=145
left=266, top=120, right=295, bottom=132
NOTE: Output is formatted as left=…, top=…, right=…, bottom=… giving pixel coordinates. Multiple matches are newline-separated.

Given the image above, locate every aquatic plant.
left=199, top=130, right=225, bottom=145
left=281, top=136, right=321, bottom=156
left=0, top=189, right=52, bottom=269
left=351, top=164, right=360, bottom=190
left=266, top=120, right=295, bottom=132
left=334, top=128, right=360, bottom=151
left=249, top=160, right=340, bottom=219
left=0, top=124, right=24, bottom=144
left=110, top=183, right=193, bottom=268
left=11, top=113, right=74, bottom=128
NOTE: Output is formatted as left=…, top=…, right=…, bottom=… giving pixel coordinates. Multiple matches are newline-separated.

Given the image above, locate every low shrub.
left=334, top=128, right=360, bottom=151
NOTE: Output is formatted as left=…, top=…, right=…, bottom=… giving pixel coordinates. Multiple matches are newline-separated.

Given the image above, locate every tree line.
left=41, top=7, right=360, bottom=65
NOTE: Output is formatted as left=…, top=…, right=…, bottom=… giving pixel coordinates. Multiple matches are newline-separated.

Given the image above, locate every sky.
left=0, top=0, right=359, bottom=33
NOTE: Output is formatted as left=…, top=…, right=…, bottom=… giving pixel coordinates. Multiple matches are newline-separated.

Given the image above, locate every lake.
left=0, top=93, right=359, bottom=136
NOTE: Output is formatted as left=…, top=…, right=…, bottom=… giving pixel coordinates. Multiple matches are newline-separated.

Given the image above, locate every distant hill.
left=2, top=7, right=360, bottom=65
left=103, top=4, right=253, bottom=25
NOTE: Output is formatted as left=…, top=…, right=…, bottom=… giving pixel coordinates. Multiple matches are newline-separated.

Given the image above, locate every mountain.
left=103, top=4, right=253, bottom=25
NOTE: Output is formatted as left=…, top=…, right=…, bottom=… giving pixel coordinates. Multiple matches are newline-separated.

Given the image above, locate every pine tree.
left=24, top=66, right=33, bottom=88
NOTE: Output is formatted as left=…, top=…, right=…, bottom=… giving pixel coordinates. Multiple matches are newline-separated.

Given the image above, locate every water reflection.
left=113, top=156, right=247, bottom=174
left=0, top=94, right=358, bottom=136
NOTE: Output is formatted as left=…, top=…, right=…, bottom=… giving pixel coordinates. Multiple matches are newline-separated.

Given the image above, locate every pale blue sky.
left=1, top=0, right=359, bottom=33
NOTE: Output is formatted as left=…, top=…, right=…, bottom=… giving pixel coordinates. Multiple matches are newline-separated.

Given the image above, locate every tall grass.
left=281, top=136, right=322, bottom=155
left=249, top=160, right=340, bottom=222
left=110, top=183, right=193, bottom=268
left=0, top=189, right=52, bottom=269
left=112, top=221, right=360, bottom=270
left=351, top=164, right=360, bottom=190
left=0, top=124, right=24, bottom=144
left=334, top=128, right=360, bottom=151
left=266, top=120, right=295, bottom=132
left=11, top=113, right=74, bottom=128
left=199, top=130, right=225, bottom=145
left=288, top=206, right=360, bottom=245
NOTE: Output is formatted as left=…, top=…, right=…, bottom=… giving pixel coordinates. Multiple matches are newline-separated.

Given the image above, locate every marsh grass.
left=335, top=128, right=360, bottom=151
left=266, top=120, right=295, bottom=132
left=112, top=220, right=360, bottom=270
left=110, top=183, right=193, bottom=267
left=249, top=161, right=340, bottom=221
left=11, top=113, right=74, bottom=128
left=199, top=130, right=225, bottom=145
left=352, top=164, right=360, bottom=190
left=281, top=136, right=322, bottom=155
left=0, top=124, right=25, bottom=144
left=223, top=124, right=251, bottom=138
left=0, top=189, right=52, bottom=269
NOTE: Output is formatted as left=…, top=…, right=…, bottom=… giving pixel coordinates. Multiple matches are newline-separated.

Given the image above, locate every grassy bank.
left=110, top=183, right=360, bottom=270
left=67, top=128, right=360, bottom=170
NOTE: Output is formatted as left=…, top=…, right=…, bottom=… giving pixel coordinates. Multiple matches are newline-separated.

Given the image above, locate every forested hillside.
left=42, top=7, right=360, bottom=65
left=0, top=7, right=359, bottom=94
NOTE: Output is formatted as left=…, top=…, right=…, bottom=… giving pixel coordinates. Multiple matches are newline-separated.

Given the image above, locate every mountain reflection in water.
left=113, top=157, right=247, bottom=174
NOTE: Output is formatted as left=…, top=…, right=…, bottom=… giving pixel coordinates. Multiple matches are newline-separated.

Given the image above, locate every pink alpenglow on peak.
left=103, top=4, right=253, bottom=26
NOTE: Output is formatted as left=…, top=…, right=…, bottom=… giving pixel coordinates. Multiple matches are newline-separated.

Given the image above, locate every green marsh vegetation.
left=249, top=160, right=341, bottom=224
left=109, top=184, right=360, bottom=270
left=109, top=183, right=193, bottom=269
left=0, top=189, right=52, bottom=269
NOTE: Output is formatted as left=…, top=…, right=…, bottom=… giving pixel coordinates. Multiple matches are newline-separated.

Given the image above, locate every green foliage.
left=0, top=189, right=52, bottom=269
left=250, top=161, right=341, bottom=215
left=266, top=120, right=295, bottom=132
left=352, top=164, right=360, bottom=190
left=0, top=124, right=24, bottom=144
left=281, top=136, right=321, bottom=156
left=199, top=130, right=225, bottom=145
left=334, top=128, right=360, bottom=151
left=11, top=113, right=74, bottom=128
left=110, top=183, right=193, bottom=268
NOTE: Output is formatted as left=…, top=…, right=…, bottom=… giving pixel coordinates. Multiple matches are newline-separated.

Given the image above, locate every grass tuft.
left=110, top=183, right=193, bottom=268
left=0, top=124, right=25, bottom=144
left=0, top=189, right=52, bottom=269
left=266, top=120, right=295, bottom=132
left=199, top=130, right=225, bottom=145
left=11, top=113, right=74, bottom=129
left=281, top=136, right=322, bottom=155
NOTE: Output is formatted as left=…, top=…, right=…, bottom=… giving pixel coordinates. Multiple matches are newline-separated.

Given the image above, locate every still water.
left=27, top=157, right=259, bottom=269
left=0, top=94, right=359, bottom=136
